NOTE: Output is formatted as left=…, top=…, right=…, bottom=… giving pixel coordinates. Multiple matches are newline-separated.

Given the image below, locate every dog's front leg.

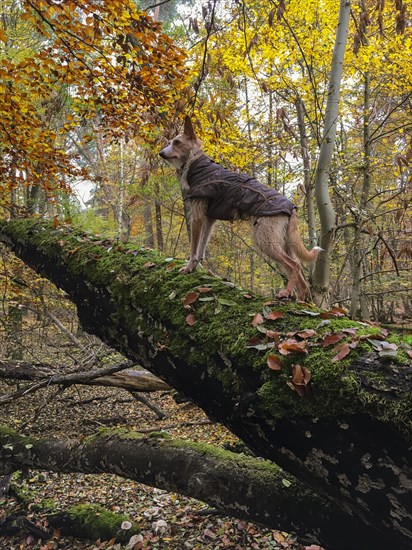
left=180, top=199, right=208, bottom=274
left=196, top=217, right=216, bottom=263
left=180, top=217, right=203, bottom=273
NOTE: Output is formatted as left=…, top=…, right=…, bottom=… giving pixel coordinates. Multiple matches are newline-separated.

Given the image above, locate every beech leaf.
left=186, top=313, right=196, bottom=326
left=267, top=354, right=282, bottom=370
left=251, top=313, right=265, bottom=326
left=264, top=309, right=284, bottom=321
left=183, top=291, right=199, bottom=307
left=331, top=343, right=351, bottom=362
left=322, top=332, right=345, bottom=347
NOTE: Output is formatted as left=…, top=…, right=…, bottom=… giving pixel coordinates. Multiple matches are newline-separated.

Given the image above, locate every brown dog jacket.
left=186, top=156, right=295, bottom=221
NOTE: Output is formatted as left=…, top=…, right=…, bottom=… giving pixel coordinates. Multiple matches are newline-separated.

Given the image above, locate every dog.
left=159, top=116, right=321, bottom=300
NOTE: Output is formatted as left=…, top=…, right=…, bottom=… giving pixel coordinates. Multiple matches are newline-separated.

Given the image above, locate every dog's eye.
left=173, top=139, right=181, bottom=145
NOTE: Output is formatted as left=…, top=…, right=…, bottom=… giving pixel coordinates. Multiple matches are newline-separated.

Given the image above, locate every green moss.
left=2, top=220, right=411, bottom=441
left=40, top=498, right=57, bottom=511
left=62, top=503, right=138, bottom=542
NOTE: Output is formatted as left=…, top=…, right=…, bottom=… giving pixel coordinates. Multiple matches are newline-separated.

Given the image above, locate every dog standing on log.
left=159, top=116, right=321, bottom=300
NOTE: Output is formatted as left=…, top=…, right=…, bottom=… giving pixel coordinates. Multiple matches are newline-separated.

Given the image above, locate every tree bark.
left=312, top=0, right=351, bottom=307
left=0, top=360, right=170, bottom=393
left=0, top=218, right=411, bottom=549
left=0, top=427, right=379, bottom=550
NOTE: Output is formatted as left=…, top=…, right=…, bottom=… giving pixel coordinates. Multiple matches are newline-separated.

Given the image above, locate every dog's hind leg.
left=252, top=216, right=308, bottom=300
left=196, top=217, right=216, bottom=262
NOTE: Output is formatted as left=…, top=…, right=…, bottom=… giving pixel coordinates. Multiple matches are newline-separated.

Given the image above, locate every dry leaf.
left=251, top=313, right=265, bottom=326
left=288, top=364, right=312, bottom=397
left=331, top=343, right=351, bottom=362
left=186, top=313, right=196, bottom=326
left=279, top=338, right=308, bottom=355
left=267, top=354, right=282, bottom=370
left=183, top=291, right=199, bottom=307
left=296, top=329, right=317, bottom=339
left=322, top=332, right=345, bottom=347
left=265, top=310, right=284, bottom=321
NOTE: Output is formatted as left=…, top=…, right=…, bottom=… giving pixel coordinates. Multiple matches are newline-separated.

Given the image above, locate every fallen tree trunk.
left=0, top=426, right=370, bottom=549
left=1, top=219, right=412, bottom=549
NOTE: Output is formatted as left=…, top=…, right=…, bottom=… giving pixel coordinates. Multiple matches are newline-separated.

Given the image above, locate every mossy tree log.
left=1, top=219, right=412, bottom=549
left=0, top=427, right=358, bottom=548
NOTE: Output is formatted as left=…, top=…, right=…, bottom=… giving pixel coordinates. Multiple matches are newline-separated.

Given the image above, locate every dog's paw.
left=179, top=260, right=198, bottom=274
left=276, top=289, right=292, bottom=300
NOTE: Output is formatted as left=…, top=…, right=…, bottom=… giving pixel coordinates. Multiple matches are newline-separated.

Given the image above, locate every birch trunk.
left=312, top=0, right=351, bottom=307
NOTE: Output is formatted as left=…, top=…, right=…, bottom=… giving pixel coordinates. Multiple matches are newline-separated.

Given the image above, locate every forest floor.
left=0, top=381, right=314, bottom=550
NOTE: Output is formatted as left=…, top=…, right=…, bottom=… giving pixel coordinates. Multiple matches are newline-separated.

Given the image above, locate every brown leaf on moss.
left=251, top=313, right=264, bottom=326
left=331, top=342, right=351, bottom=362
left=266, top=330, right=281, bottom=341
left=322, top=332, right=345, bottom=347
left=287, top=364, right=312, bottom=397
left=267, top=354, right=282, bottom=371
left=196, top=287, right=213, bottom=293
left=279, top=339, right=308, bottom=355
left=265, top=310, right=284, bottom=321
left=295, top=329, right=317, bottom=339
left=320, top=307, right=347, bottom=319
left=186, top=313, right=196, bottom=326
left=183, top=291, right=199, bottom=307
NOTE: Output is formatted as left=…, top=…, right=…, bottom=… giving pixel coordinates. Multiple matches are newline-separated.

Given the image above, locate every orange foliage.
left=0, top=0, right=187, bottom=197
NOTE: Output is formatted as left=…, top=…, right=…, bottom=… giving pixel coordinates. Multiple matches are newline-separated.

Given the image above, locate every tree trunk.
left=312, top=0, right=351, bottom=307
left=0, top=427, right=384, bottom=550
left=1, top=218, right=411, bottom=550
left=295, top=96, right=317, bottom=251
left=349, top=72, right=372, bottom=319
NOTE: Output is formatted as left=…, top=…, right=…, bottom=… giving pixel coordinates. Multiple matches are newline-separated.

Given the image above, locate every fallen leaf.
left=320, top=306, right=347, bottom=319
left=264, top=309, right=284, bottom=321
left=267, top=354, right=282, bottom=370
left=295, top=309, right=320, bottom=317
left=183, top=291, right=199, bottom=306
left=288, top=364, right=312, bottom=397
left=196, top=287, right=213, bottom=293
left=186, top=313, right=196, bottom=326
left=218, top=297, right=237, bottom=306
left=331, top=342, right=351, bottom=362
left=266, top=330, right=281, bottom=340
left=279, top=338, right=308, bottom=355
left=341, top=327, right=358, bottom=335
left=292, top=364, right=312, bottom=385
left=251, top=313, right=265, bottom=326
left=322, top=332, right=346, bottom=347
left=295, top=329, right=317, bottom=339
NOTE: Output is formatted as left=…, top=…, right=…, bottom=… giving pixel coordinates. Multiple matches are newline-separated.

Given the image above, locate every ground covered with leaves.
left=1, top=383, right=310, bottom=549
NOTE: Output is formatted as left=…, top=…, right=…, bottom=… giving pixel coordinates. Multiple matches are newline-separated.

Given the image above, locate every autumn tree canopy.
left=0, top=0, right=187, bottom=204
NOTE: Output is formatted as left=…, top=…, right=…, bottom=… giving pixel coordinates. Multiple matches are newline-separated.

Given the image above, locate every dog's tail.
left=287, top=210, right=323, bottom=263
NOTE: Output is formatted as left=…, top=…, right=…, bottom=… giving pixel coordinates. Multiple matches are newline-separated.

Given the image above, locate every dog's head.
left=159, top=116, right=202, bottom=169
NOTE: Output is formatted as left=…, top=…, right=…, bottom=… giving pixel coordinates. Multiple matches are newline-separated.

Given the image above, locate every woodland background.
left=0, top=0, right=411, bottom=548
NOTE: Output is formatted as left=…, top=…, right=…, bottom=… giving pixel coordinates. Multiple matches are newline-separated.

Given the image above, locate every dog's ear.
left=183, top=116, right=196, bottom=140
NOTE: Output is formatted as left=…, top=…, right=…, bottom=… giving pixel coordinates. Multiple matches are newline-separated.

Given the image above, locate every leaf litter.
left=0, top=384, right=304, bottom=550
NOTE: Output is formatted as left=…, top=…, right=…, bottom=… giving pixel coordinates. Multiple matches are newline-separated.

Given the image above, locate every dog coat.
left=186, top=156, right=296, bottom=221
